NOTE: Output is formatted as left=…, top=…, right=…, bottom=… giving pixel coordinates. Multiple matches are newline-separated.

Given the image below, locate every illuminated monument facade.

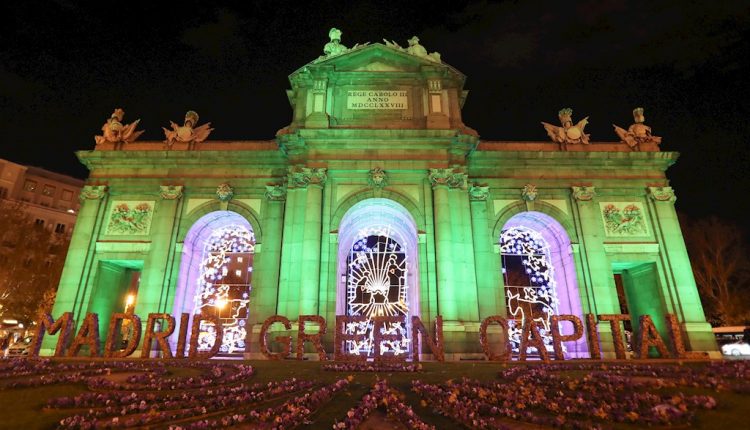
left=46, top=30, right=717, bottom=358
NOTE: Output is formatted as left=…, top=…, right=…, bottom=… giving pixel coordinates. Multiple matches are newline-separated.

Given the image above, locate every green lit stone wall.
left=43, top=43, right=717, bottom=358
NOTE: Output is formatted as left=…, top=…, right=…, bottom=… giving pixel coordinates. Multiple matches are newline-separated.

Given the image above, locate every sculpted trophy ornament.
left=383, top=35, right=441, bottom=63
left=613, top=108, right=662, bottom=151
left=542, top=108, right=590, bottom=150
left=163, top=111, right=214, bottom=147
left=94, top=108, right=144, bottom=146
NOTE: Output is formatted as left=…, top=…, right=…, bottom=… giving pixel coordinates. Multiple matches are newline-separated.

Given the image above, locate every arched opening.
left=500, top=211, right=587, bottom=358
left=173, top=211, right=255, bottom=354
left=337, top=198, right=419, bottom=358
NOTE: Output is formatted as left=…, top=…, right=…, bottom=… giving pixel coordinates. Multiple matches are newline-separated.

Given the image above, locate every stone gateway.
left=42, top=30, right=718, bottom=360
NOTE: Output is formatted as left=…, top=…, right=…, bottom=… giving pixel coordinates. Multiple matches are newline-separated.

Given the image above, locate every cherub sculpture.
left=613, top=107, right=661, bottom=151
left=323, top=28, right=348, bottom=57
left=541, top=108, right=590, bottom=150
left=94, top=108, right=144, bottom=145
left=163, top=110, right=213, bottom=146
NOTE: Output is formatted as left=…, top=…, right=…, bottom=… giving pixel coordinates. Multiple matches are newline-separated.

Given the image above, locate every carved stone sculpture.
left=216, top=183, right=234, bottom=202
left=542, top=108, right=590, bottom=150
left=323, top=28, right=348, bottom=57
left=368, top=167, right=387, bottom=189
left=163, top=110, right=213, bottom=146
left=521, top=184, right=538, bottom=201
left=613, top=107, right=662, bottom=151
left=383, top=36, right=441, bottom=63
left=94, top=108, right=144, bottom=146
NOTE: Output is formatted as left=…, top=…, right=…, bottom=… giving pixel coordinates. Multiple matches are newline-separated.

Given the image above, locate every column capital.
left=159, top=185, right=183, bottom=200
left=648, top=186, right=676, bottom=203
left=265, top=185, right=287, bottom=201
left=428, top=168, right=467, bottom=189
left=216, top=182, right=234, bottom=202
left=521, top=184, right=538, bottom=201
left=288, top=166, right=327, bottom=189
left=571, top=186, right=596, bottom=201
left=78, top=185, right=108, bottom=202
left=469, top=185, right=489, bottom=201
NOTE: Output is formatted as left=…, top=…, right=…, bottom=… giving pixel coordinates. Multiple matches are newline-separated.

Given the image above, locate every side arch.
left=492, top=200, right=578, bottom=244
left=178, top=200, right=263, bottom=244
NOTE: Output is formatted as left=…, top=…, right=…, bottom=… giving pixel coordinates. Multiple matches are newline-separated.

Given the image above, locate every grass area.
left=0, top=359, right=747, bottom=429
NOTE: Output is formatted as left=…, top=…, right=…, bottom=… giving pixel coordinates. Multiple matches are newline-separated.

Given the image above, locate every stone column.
left=447, top=173, right=479, bottom=322
left=134, top=186, right=183, bottom=336
left=254, top=185, right=286, bottom=320
left=647, top=186, right=717, bottom=353
left=570, top=186, right=621, bottom=358
left=43, top=185, right=108, bottom=354
left=429, top=169, right=457, bottom=320
left=299, top=168, right=326, bottom=315
left=469, top=186, right=504, bottom=319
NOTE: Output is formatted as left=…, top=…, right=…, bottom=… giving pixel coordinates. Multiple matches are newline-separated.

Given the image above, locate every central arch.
left=336, top=198, right=420, bottom=357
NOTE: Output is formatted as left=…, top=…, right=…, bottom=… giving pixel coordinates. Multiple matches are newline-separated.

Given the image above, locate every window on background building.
left=193, top=224, right=255, bottom=354
left=0, top=187, right=7, bottom=199
left=345, top=225, right=410, bottom=357
left=61, top=189, right=73, bottom=201
left=35, top=218, right=45, bottom=227
left=54, top=223, right=65, bottom=234
left=500, top=226, right=560, bottom=354
left=24, top=180, right=37, bottom=192
left=42, top=184, right=56, bottom=196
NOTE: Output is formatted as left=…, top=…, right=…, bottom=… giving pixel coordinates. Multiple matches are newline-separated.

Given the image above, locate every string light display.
left=193, top=224, right=255, bottom=353
left=345, top=225, right=410, bottom=357
left=500, top=226, right=560, bottom=355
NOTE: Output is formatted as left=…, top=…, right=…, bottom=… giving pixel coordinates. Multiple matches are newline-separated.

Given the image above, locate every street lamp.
left=124, top=294, right=135, bottom=313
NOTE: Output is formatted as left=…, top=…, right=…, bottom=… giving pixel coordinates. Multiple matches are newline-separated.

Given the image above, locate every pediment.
left=291, top=44, right=464, bottom=79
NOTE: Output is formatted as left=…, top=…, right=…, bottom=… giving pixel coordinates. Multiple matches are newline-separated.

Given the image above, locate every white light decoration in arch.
left=193, top=224, right=255, bottom=353
left=500, top=225, right=560, bottom=355
left=345, top=224, right=410, bottom=357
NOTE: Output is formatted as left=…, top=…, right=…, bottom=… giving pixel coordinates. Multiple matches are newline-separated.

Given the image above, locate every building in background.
left=43, top=31, right=718, bottom=359
left=0, top=159, right=83, bottom=237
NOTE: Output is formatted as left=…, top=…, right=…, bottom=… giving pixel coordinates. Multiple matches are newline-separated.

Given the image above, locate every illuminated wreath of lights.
left=345, top=225, right=410, bottom=357
left=193, top=224, right=255, bottom=353
left=500, top=226, right=560, bottom=354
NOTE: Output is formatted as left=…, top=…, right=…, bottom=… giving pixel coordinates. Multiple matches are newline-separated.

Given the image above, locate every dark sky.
left=2, top=1, right=749, bottom=227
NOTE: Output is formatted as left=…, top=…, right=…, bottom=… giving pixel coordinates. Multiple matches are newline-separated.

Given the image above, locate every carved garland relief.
left=599, top=202, right=650, bottom=237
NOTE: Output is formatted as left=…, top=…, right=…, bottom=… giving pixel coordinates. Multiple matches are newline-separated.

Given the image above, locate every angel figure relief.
left=613, top=107, right=662, bottom=151
left=541, top=108, right=590, bottom=150
left=163, top=110, right=213, bottom=147
left=94, top=108, right=144, bottom=146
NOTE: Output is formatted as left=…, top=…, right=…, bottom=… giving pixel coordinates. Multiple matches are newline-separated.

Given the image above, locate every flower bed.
left=334, top=379, right=433, bottom=429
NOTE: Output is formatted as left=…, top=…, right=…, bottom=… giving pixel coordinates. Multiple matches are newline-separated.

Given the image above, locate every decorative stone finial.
left=521, top=184, right=538, bottom=201
left=541, top=108, right=590, bottom=150
left=163, top=110, right=214, bottom=147
left=216, top=183, right=234, bottom=202
left=613, top=107, right=662, bottom=151
left=94, top=108, right=144, bottom=146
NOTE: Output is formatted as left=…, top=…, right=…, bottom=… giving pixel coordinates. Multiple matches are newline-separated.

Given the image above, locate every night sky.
left=2, top=1, right=749, bottom=227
